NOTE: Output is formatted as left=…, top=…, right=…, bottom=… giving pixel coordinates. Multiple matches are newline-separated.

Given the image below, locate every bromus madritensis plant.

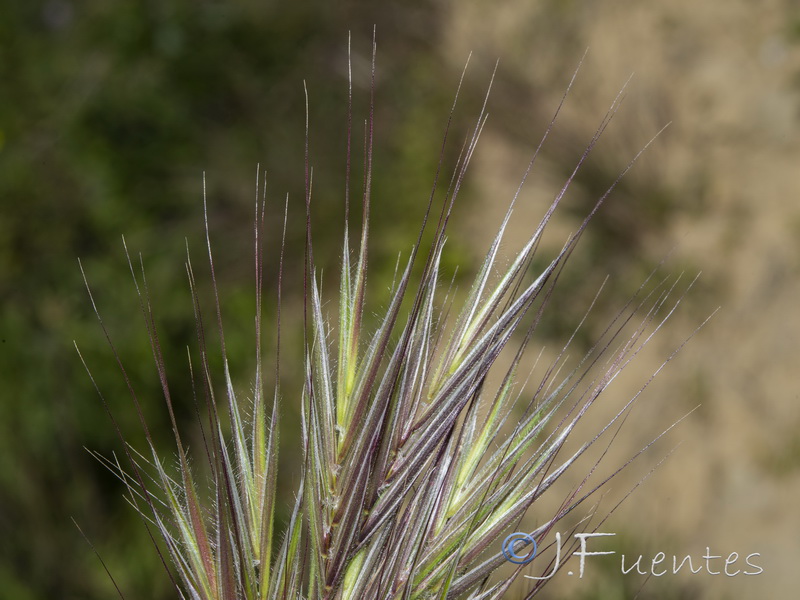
left=77, top=39, right=711, bottom=600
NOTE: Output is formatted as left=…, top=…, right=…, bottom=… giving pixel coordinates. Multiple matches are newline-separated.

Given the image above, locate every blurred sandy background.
left=443, top=1, right=800, bottom=598
left=1, top=1, right=798, bottom=598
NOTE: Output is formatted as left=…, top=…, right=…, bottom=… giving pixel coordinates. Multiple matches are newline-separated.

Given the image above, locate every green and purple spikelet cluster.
left=78, top=41, right=702, bottom=600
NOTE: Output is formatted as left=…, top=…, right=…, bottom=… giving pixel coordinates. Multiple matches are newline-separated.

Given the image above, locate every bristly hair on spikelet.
left=76, top=33, right=711, bottom=600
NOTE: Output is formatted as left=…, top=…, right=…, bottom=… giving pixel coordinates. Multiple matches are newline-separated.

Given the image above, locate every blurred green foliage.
left=0, top=2, right=475, bottom=597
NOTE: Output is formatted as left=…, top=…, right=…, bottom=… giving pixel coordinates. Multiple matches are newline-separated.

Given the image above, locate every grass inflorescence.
left=77, top=38, right=706, bottom=600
